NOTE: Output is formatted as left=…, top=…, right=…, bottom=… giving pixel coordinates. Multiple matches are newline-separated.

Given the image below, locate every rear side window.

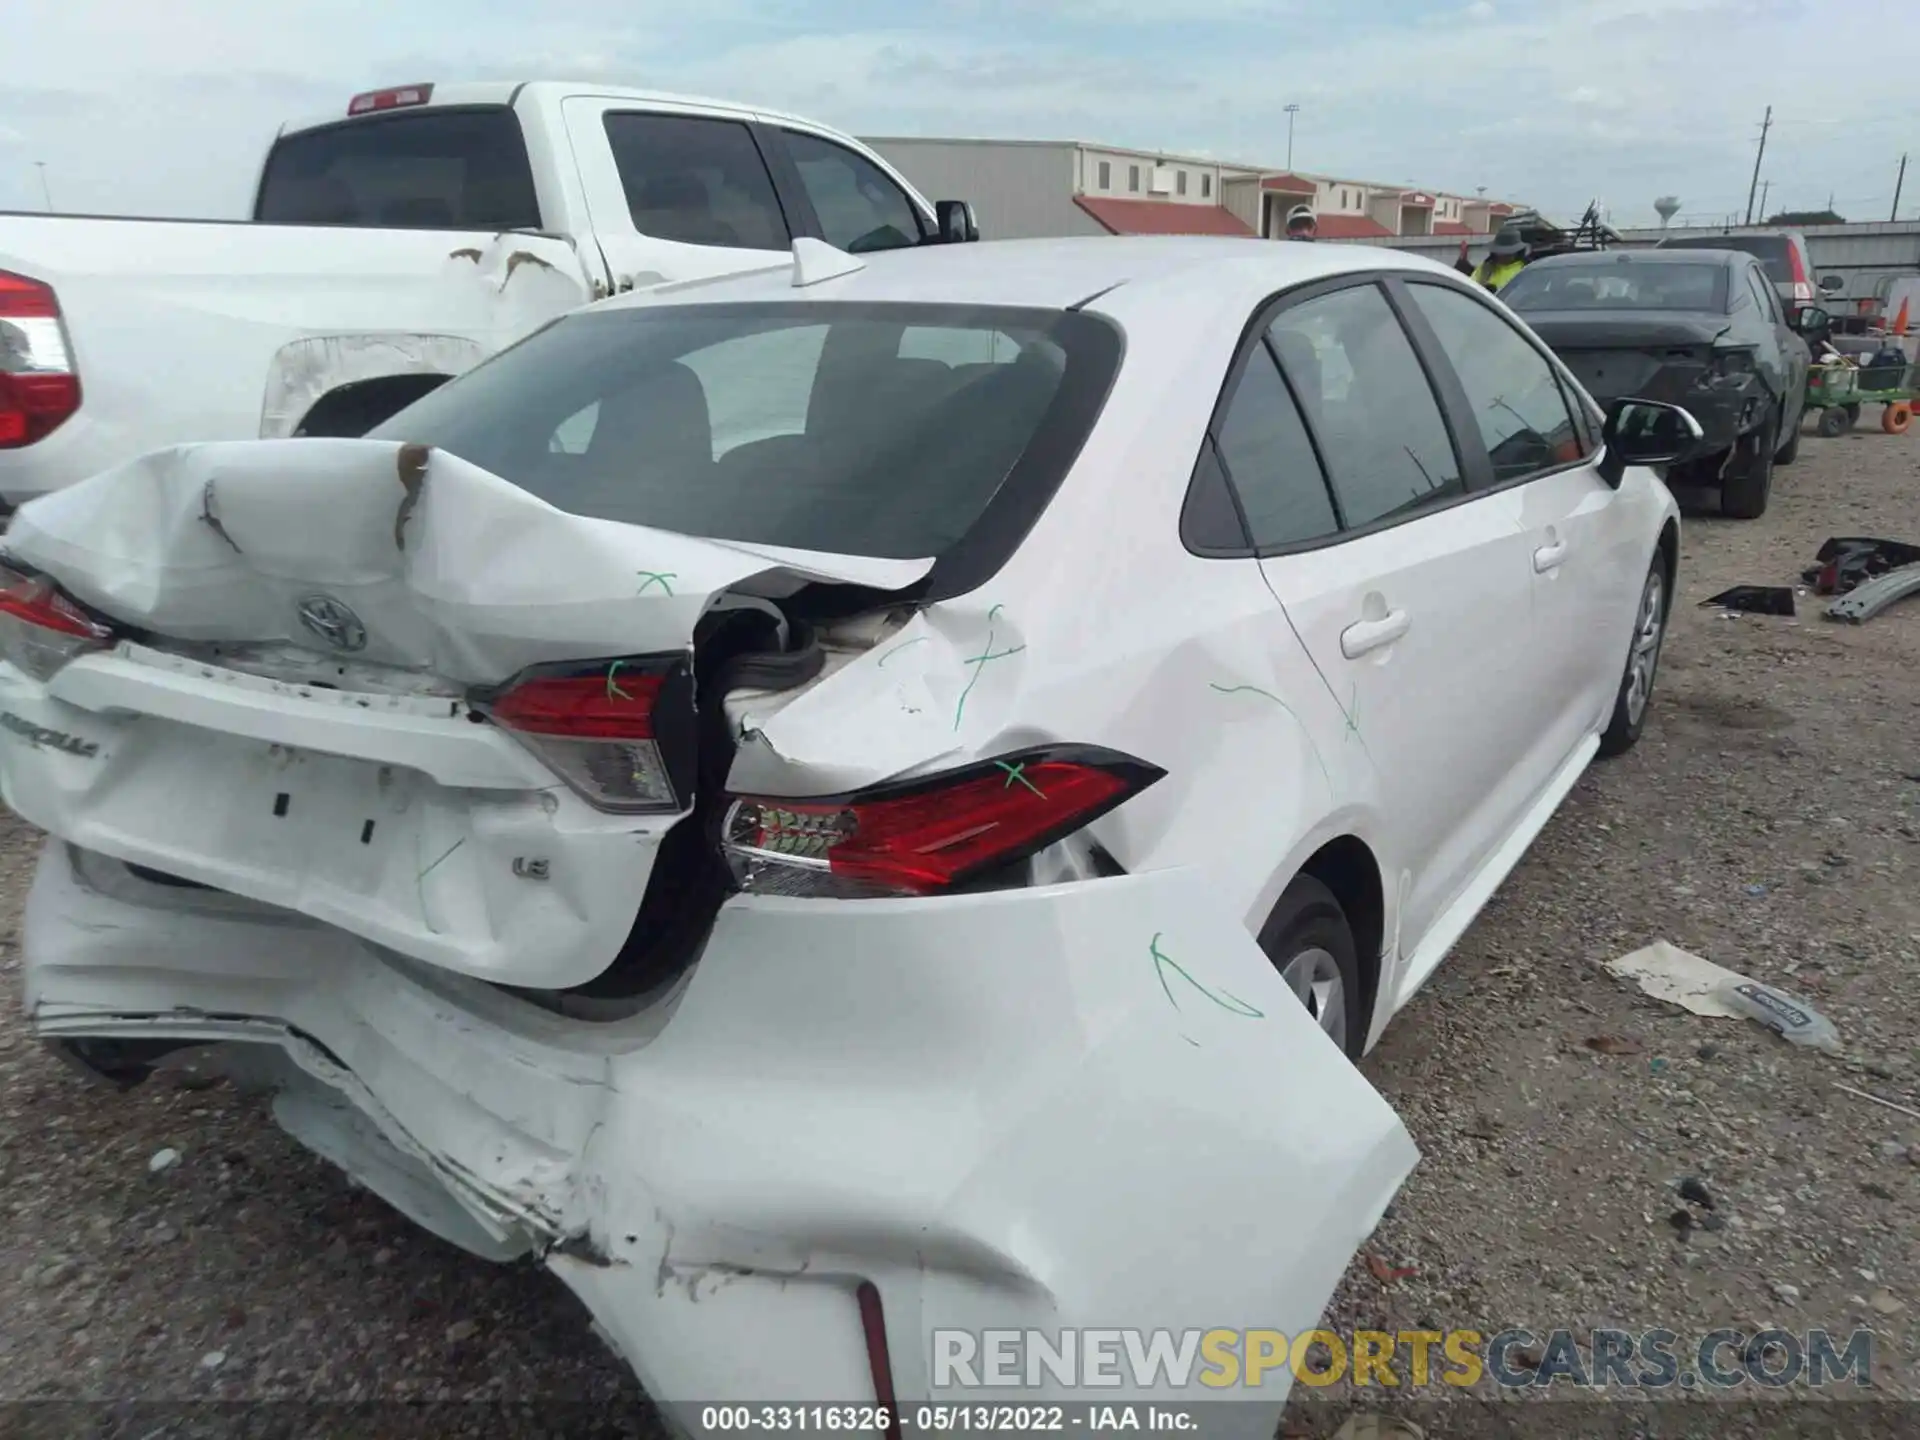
left=1268, top=284, right=1463, bottom=528
left=1213, top=344, right=1339, bottom=548
left=369, top=302, right=1120, bottom=564
left=255, top=108, right=540, bottom=229
left=602, top=113, right=791, bottom=250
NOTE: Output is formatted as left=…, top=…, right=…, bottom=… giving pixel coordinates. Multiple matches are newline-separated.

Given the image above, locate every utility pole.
left=1757, top=179, right=1771, bottom=220
left=1283, top=104, right=1300, bottom=170
left=33, top=161, right=52, bottom=213
left=1893, top=154, right=1908, bottom=222
left=1743, top=105, right=1772, bottom=225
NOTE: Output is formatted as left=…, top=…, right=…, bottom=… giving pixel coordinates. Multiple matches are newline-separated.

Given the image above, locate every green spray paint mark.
left=876, top=636, right=929, bottom=669
left=1150, top=933, right=1265, bottom=1020
left=636, top=571, right=677, bottom=596
left=953, top=605, right=1025, bottom=731
left=1208, top=682, right=1332, bottom=787
left=996, top=760, right=1044, bottom=797
left=605, top=660, right=634, bottom=702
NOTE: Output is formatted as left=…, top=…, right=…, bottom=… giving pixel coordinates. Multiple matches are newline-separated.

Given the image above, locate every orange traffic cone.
left=1890, top=296, right=1910, bottom=337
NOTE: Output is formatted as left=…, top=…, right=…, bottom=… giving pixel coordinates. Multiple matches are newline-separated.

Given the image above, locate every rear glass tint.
left=369, top=302, right=1122, bottom=563
left=1502, top=262, right=1727, bottom=312
left=255, top=107, right=541, bottom=230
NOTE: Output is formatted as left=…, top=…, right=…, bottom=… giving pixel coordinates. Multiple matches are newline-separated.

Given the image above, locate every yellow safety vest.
left=1474, top=257, right=1527, bottom=292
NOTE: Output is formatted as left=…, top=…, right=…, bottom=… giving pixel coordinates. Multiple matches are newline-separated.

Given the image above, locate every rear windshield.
left=255, top=107, right=541, bottom=230
left=368, top=302, right=1122, bottom=564
left=1502, top=262, right=1727, bottom=313
left=1661, top=235, right=1791, bottom=284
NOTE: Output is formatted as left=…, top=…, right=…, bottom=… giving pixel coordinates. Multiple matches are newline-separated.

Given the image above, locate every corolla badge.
left=295, top=594, right=368, bottom=653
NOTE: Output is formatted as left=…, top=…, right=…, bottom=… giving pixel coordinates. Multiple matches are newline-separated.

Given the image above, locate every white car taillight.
left=0, top=270, right=81, bottom=449
left=723, top=746, right=1164, bottom=899
left=475, top=656, right=693, bottom=814
left=0, top=562, right=113, bottom=681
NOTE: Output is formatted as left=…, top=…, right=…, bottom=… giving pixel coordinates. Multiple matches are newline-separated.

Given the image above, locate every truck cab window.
left=255, top=107, right=541, bottom=230
left=781, top=131, right=926, bottom=254
left=602, top=113, right=792, bottom=251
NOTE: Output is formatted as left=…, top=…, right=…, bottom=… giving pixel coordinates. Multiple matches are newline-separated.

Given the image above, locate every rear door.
left=560, top=98, right=799, bottom=295
left=1243, top=276, right=1552, bottom=957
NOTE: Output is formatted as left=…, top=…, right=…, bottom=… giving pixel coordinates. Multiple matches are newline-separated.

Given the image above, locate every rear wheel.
left=1884, top=402, right=1913, bottom=435
left=1815, top=407, right=1848, bottom=438
left=1259, top=876, right=1364, bottom=1059
left=1720, top=410, right=1777, bottom=519
left=1598, top=555, right=1668, bottom=758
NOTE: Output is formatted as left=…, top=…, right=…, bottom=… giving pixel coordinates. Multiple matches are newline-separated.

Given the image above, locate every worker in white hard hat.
left=1284, top=203, right=1318, bottom=241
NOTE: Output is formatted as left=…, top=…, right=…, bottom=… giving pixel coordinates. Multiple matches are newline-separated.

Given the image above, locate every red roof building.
left=1073, top=196, right=1255, bottom=237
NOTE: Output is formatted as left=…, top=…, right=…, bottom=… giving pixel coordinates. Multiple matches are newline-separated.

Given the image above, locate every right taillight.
left=723, top=745, right=1164, bottom=899
left=474, top=655, right=694, bottom=813
left=0, top=561, right=114, bottom=681
left=0, top=270, right=81, bottom=449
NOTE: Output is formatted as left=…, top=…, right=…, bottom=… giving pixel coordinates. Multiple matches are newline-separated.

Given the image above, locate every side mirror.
left=934, top=200, right=979, bottom=244
left=1796, top=305, right=1831, bottom=334
left=1596, top=398, right=1704, bottom=488
left=1818, top=274, right=1845, bottom=295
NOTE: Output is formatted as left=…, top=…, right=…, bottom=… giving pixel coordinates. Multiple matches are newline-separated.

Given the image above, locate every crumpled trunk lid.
left=1525, top=310, right=1731, bottom=406
left=0, top=439, right=930, bottom=988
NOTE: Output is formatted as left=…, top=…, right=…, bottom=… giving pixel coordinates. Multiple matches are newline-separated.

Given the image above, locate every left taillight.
left=0, top=561, right=113, bottom=681
left=0, top=269, right=82, bottom=449
left=723, top=745, right=1164, bottom=899
left=473, top=655, right=695, bottom=814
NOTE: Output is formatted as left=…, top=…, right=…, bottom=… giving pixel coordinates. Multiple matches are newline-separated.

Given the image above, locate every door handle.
left=1340, top=608, right=1410, bottom=658
left=1533, top=539, right=1569, bottom=572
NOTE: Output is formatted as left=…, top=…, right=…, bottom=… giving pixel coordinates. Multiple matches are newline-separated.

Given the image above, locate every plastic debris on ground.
left=1701, top=585, right=1796, bottom=616
left=1604, top=940, right=1841, bottom=1051
left=1803, top=536, right=1920, bottom=596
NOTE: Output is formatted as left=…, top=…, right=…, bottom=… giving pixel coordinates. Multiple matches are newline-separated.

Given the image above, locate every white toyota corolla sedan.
left=0, top=236, right=1694, bottom=1427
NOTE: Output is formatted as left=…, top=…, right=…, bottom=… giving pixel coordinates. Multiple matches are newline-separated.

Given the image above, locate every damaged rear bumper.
left=25, top=839, right=1415, bottom=1424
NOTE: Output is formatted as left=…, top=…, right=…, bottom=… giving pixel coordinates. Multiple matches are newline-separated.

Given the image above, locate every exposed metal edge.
left=1825, top=562, right=1920, bottom=623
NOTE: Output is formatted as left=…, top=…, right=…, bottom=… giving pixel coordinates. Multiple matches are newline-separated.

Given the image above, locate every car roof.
left=279, top=80, right=837, bottom=141
left=594, top=236, right=1450, bottom=315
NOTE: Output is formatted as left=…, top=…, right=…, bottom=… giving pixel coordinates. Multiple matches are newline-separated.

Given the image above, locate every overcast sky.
left=4, top=0, right=1916, bottom=230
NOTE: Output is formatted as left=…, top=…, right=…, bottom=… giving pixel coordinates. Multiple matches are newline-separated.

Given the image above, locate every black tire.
left=1258, top=875, right=1365, bottom=1059
left=1720, top=411, right=1777, bottom=520
left=1774, top=407, right=1802, bottom=464
left=1816, top=407, right=1848, bottom=438
left=1598, top=554, right=1669, bottom=759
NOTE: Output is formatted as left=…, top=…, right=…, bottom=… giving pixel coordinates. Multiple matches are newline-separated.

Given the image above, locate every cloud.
left=1, top=0, right=1915, bottom=225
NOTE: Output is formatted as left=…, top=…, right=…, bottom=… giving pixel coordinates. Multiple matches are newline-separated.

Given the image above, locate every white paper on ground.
left=1605, top=940, right=1747, bottom=1017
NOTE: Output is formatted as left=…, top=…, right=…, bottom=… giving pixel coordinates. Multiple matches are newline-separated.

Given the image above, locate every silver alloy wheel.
left=1624, top=569, right=1665, bottom=726
left=1280, top=946, right=1346, bottom=1045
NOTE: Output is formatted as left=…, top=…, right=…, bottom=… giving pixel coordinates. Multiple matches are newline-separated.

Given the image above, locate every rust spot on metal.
left=504, top=250, right=559, bottom=284
left=395, top=443, right=430, bottom=550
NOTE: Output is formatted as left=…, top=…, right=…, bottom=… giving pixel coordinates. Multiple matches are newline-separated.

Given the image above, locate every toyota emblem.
left=295, top=594, right=368, bottom=653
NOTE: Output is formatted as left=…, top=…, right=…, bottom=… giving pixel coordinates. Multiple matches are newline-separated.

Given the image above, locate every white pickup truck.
left=0, top=80, right=978, bottom=507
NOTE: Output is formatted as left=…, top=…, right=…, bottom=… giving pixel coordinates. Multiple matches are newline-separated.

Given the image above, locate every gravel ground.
left=1, top=420, right=1916, bottom=1438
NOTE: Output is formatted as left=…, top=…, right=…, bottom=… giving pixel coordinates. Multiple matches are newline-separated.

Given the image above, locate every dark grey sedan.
left=1501, top=249, right=1823, bottom=519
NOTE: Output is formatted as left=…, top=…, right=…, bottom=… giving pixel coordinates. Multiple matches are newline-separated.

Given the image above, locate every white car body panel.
left=0, top=80, right=939, bottom=505
left=26, top=841, right=1414, bottom=1430
left=0, top=237, right=1680, bottom=1418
